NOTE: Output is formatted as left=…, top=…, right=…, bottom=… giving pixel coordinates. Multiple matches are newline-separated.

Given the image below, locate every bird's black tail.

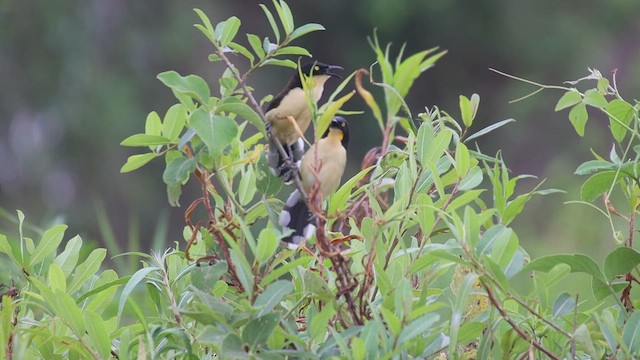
left=268, top=137, right=304, bottom=183
left=279, top=189, right=315, bottom=249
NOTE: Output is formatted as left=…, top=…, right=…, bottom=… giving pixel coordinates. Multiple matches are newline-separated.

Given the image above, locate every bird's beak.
left=327, top=65, right=344, bottom=78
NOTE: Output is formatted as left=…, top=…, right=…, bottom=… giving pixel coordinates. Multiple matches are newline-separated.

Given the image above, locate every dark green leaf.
left=604, top=247, right=640, bottom=280
left=190, top=108, right=239, bottom=158
left=254, top=280, right=293, bottom=317
left=216, top=99, right=266, bottom=134
left=522, top=254, right=605, bottom=281
left=163, top=156, right=196, bottom=185
left=242, top=313, right=280, bottom=349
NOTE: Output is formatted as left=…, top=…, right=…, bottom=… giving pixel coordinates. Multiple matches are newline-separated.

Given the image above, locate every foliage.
left=2, top=1, right=640, bottom=359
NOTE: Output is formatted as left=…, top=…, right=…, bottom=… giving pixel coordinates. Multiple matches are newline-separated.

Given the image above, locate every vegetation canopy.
left=2, top=1, right=640, bottom=359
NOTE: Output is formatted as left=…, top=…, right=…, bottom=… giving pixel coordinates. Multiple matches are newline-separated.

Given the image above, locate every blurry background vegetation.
left=2, top=0, right=640, bottom=262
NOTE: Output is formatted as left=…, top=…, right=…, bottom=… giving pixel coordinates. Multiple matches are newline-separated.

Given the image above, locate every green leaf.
left=54, top=290, right=85, bottom=335
left=460, top=95, right=473, bottom=127
left=568, top=103, right=588, bottom=136
left=120, top=134, right=172, bottom=147
left=216, top=98, right=266, bottom=134
left=242, top=313, right=280, bottom=349
left=290, top=23, right=325, bottom=41
left=458, top=166, right=483, bottom=191
left=604, top=247, right=640, bottom=280
left=163, top=156, right=196, bottom=185
left=623, top=311, right=640, bottom=357
left=522, top=254, right=605, bottom=281
left=247, top=34, right=266, bottom=59
left=218, top=16, right=241, bottom=47
left=476, top=225, right=511, bottom=256
left=53, top=235, right=82, bottom=277
left=193, top=9, right=215, bottom=44
left=118, top=266, right=159, bottom=323
left=254, top=280, right=293, bottom=317
left=316, top=91, right=354, bottom=141
left=274, top=46, right=311, bottom=57
left=231, top=249, right=254, bottom=298
left=190, top=108, right=239, bottom=158
left=121, top=153, right=158, bottom=173
left=583, top=89, right=608, bottom=108
left=0, top=234, right=18, bottom=265
left=228, top=42, right=254, bottom=65
left=421, top=128, right=452, bottom=166
left=85, top=310, right=111, bottom=359
left=552, top=292, right=576, bottom=317
left=555, top=90, right=582, bottom=111
left=30, top=224, right=67, bottom=267
left=259, top=4, right=280, bottom=43
left=48, top=263, right=66, bottom=293
left=455, top=142, right=470, bottom=176
left=328, top=166, right=374, bottom=215
left=310, top=306, right=335, bottom=344
left=145, top=111, right=162, bottom=137
left=157, top=71, right=211, bottom=105
left=399, top=313, right=440, bottom=344
left=262, top=58, right=297, bottom=69
left=163, top=104, right=187, bottom=141
left=580, top=171, right=616, bottom=202
left=574, top=160, right=615, bottom=175
left=272, top=0, right=294, bottom=34
left=607, top=99, right=635, bottom=142
left=464, top=118, right=515, bottom=142
left=68, top=248, right=107, bottom=293
left=255, top=228, right=279, bottom=265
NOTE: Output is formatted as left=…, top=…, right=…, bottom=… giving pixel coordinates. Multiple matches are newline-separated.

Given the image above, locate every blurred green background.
left=2, top=0, right=639, bottom=261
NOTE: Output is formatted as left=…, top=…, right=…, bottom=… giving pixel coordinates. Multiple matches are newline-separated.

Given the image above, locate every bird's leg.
left=280, top=143, right=300, bottom=183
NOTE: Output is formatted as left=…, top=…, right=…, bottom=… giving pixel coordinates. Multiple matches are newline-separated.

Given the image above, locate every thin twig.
left=481, top=280, right=560, bottom=360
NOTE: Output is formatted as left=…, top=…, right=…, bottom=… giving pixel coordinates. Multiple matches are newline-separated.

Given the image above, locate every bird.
left=265, top=59, right=343, bottom=181
left=279, top=116, right=349, bottom=248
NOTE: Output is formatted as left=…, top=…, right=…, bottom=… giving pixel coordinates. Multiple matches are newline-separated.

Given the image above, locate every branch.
left=481, top=280, right=560, bottom=360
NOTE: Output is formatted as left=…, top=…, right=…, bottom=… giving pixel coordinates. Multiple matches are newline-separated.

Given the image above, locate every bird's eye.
left=314, top=66, right=320, bottom=71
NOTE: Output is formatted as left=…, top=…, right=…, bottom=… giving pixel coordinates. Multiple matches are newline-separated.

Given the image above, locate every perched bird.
left=279, top=116, right=349, bottom=248
left=266, top=60, right=343, bottom=180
